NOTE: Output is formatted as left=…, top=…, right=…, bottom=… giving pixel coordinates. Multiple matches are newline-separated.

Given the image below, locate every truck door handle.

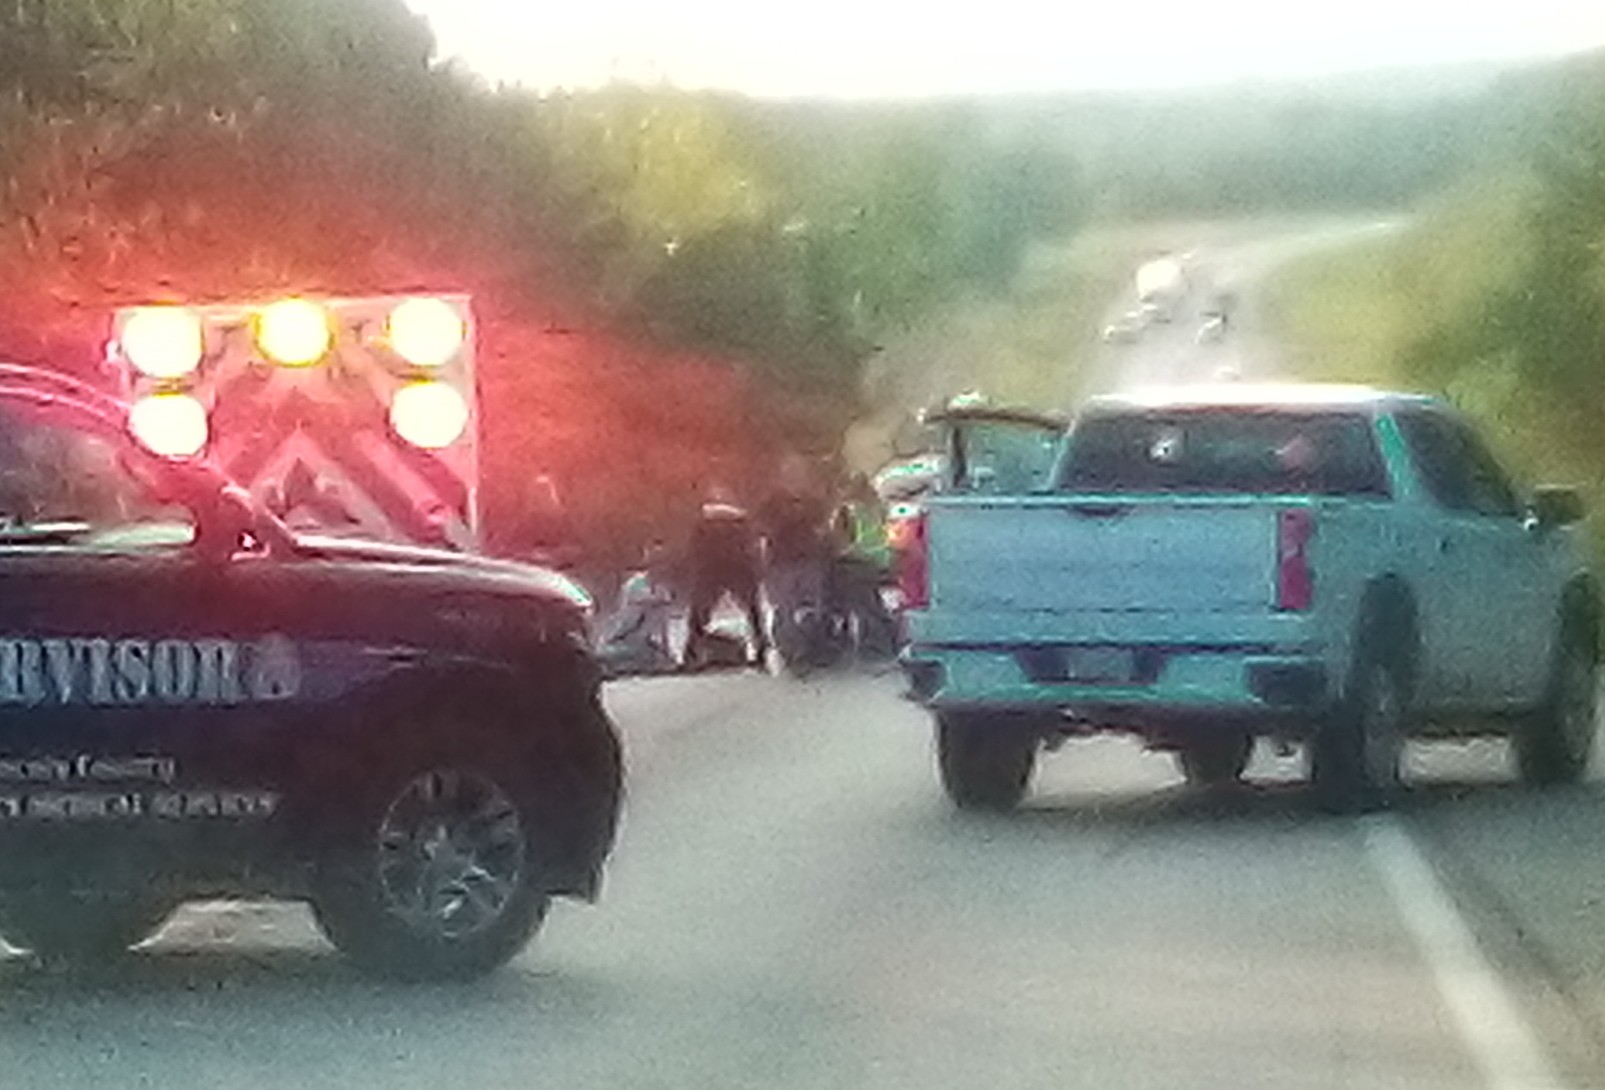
left=1438, top=537, right=1452, bottom=554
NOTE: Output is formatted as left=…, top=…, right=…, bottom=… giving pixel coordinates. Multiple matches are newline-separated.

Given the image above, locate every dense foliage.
left=981, top=65, right=1495, bottom=221
left=0, top=0, right=1082, bottom=565
left=4, top=2, right=1568, bottom=569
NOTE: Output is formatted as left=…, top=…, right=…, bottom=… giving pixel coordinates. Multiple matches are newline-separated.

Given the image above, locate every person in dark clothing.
left=826, top=475, right=899, bottom=660
left=756, top=456, right=834, bottom=668
left=685, top=485, right=767, bottom=668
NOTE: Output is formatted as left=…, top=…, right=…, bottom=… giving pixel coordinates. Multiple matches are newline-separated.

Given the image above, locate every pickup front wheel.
left=936, top=714, right=1038, bottom=812
left=1516, top=628, right=1597, bottom=786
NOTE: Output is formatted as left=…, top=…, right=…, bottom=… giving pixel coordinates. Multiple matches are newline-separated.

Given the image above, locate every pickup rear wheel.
left=936, top=714, right=1038, bottom=812
left=312, top=750, right=552, bottom=981
left=1312, top=653, right=1407, bottom=812
left=1176, top=732, right=1253, bottom=788
left=1516, top=627, right=1597, bottom=786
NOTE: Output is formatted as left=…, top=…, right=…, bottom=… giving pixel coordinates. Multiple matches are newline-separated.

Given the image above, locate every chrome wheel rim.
left=375, top=769, right=527, bottom=940
left=1361, top=669, right=1404, bottom=789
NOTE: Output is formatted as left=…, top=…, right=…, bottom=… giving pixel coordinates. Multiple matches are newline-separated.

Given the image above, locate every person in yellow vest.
left=826, top=474, right=898, bottom=660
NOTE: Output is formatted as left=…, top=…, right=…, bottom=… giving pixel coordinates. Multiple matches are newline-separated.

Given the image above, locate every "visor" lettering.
left=0, top=636, right=300, bottom=706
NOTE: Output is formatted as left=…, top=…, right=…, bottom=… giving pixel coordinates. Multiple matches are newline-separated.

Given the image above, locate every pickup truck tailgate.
left=929, top=497, right=1282, bottom=615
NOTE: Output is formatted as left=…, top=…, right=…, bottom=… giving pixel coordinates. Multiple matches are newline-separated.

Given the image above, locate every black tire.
left=311, top=746, right=555, bottom=982
left=1176, top=732, right=1253, bottom=788
left=1311, top=653, right=1407, bottom=813
left=936, top=714, right=1038, bottom=812
left=1516, top=625, right=1597, bottom=786
left=775, top=613, right=811, bottom=678
left=777, top=609, right=848, bottom=678
left=0, top=893, right=174, bottom=964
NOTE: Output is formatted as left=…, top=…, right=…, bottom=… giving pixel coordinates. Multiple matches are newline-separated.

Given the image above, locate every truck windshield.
left=1058, top=409, right=1389, bottom=496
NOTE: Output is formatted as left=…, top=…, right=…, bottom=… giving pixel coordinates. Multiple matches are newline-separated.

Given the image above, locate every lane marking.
left=1363, top=815, right=1569, bottom=1090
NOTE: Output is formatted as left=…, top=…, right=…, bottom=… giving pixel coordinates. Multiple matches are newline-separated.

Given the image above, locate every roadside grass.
left=1264, top=237, right=1412, bottom=389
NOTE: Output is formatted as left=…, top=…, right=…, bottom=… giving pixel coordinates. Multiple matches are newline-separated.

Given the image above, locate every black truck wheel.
left=1516, top=625, right=1597, bottom=786
left=1311, top=653, right=1407, bottom=813
left=1176, top=731, right=1253, bottom=788
left=312, top=753, right=553, bottom=981
left=0, top=893, right=174, bottom=964
left=936, top=713, right=1038, bottom=812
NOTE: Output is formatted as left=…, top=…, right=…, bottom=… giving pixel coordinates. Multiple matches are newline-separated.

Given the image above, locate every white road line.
left=1363, top=815, right=1569, bottom=1090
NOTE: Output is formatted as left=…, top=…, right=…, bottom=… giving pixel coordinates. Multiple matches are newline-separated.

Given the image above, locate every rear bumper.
left=902, top=641, right=1332, bottom=728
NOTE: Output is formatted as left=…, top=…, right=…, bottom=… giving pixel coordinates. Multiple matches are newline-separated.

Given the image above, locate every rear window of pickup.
left=1058, top=409, right=1389, bottom=496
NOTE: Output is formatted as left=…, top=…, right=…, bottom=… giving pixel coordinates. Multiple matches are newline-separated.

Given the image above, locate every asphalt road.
left=5, top=672, right=1605, bottom=1088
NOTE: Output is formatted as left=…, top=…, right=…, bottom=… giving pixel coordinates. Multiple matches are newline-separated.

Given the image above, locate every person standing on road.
left=827, top=474, right=899, bottom=661
left=757, top=455, right=833, bottom=667
left=685, top=484, right=767, bottom=668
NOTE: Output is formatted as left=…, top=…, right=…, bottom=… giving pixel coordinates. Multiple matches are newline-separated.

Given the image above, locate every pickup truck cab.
left=0, top=365, right=621, bottom=977
left=901, top=383, right=1598, bottom=811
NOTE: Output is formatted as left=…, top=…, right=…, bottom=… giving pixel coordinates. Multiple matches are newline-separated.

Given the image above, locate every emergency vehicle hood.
left=288, top=534, right=593, bottom=612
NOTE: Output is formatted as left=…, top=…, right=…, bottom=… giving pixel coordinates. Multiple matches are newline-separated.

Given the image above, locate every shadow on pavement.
left=1002, top=776, right=1605, bottom=831
left=0, top=943, right=613, bottom=1015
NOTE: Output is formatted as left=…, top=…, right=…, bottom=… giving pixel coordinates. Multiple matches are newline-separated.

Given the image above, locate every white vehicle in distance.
left=1135, top=256, right=1187, bottom=321
left=1101, top=310, right=1148, bottom=343
left=1139, top=300, right=1171, bottom=325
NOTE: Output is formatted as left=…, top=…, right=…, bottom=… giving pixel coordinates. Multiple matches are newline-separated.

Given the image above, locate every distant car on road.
left=1196, top=314, right=1228, bottom=343
left=1101, top=311, right=1147, bottom=343
left=1203, top=289, right=1237, bottom=321
left=874, top=453, right=947, bottom=502
left=1135, top=256, right=1187, bottom=322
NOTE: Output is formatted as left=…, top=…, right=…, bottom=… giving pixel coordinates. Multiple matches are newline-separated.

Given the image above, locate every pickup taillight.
left=1275, top=508, right=1315, bottom=612
left=890, top=507, right=929, bottom=612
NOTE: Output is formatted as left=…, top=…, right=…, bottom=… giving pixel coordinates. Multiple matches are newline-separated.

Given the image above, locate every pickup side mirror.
left=1531, top=486, right=1585, bottom=529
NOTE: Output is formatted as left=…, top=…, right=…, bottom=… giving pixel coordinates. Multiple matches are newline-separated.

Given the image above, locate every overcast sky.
left=404, top=0, right=1605, bottom=97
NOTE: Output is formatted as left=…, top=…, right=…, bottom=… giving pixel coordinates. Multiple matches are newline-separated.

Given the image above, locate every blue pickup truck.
left=901, top=384, right=1599, bottom=811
